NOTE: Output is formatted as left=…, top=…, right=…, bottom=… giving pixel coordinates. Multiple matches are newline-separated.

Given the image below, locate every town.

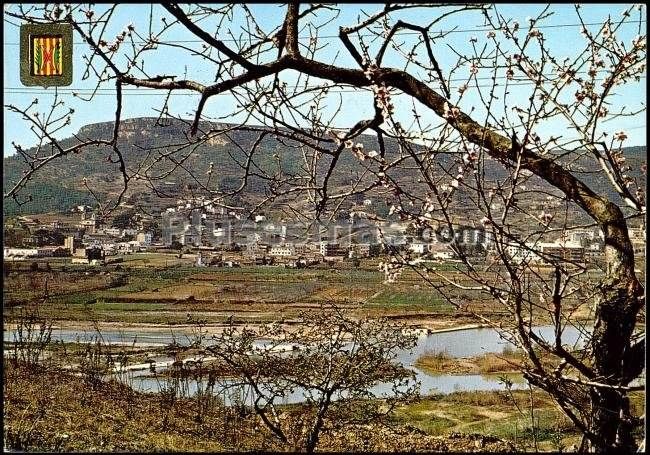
left=5, top=194, right=646, bottom=269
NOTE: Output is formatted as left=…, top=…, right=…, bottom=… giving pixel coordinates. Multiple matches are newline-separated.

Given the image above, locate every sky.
left=3, top=3, right=647, bottom=158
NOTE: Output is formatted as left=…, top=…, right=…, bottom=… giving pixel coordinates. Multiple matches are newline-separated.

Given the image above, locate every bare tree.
left=4, top=3, right=646, bottom=451
left=201, top=307, right=418, bottom=452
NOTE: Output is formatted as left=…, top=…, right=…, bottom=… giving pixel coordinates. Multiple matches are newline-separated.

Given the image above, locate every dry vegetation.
left=10, top=359, right=638, bottom=452
left=415, top=346, right=563, bottom=376
left=3, top=361, right=520, bottom=452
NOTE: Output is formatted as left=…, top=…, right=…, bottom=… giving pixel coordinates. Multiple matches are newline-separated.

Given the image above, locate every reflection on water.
left=125, top=368, right=528, bottom=406
left=400, top=325, right=586, bottom=365
left=3, top=323, right=588, bottom=354
left=22, top=323, right=586, bottom=401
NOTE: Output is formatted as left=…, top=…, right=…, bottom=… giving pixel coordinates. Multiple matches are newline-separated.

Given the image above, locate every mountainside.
left=2, top=117, right=436, bottom=216
left=3, top=117, right=646, bottom=217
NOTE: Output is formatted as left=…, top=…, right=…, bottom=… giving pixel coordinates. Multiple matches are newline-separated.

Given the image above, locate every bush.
left=416, top=349, right=453, bottom=372
left=9, top=311, right=53, bottom=367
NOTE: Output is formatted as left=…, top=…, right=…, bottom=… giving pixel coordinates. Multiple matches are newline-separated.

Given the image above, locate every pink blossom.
left=539, top=211, right=553, bottom=224
left=614, top=131, right=628, bottom=142
left=442, top=102, right=460, bottom=120
left=632, top=35, right=646, bottom=49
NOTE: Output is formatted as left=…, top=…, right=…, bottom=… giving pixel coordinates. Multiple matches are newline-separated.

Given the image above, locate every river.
left=5, top=323, right=589, bottom=401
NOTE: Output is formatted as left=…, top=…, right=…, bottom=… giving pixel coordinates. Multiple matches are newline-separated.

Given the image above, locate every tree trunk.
left=590, top=280, right=644, bottom=452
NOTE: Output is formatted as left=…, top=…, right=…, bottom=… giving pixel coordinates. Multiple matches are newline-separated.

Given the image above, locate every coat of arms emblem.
left=20, top=23, right=72, bottom=86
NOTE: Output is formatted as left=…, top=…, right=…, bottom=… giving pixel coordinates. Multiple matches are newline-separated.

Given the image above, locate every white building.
left=269, top=245, right=296, bottom=257
left=136, top=232, right=153, bottom=245
left=628, top=226, right=646, bottom=241
left=431, top=250, right=454, bottom=260
left=564, top=229, right=596, bottom=244
left=101, top=243, right=118, bottom=255
left=180, top=225, right=201, bottom=246
left=102, top=227, right=123, bottom=237
left=506, top=240, right=585, bottom=264
left=117, top=242, right=140, bottom=253
left=409, top=243, right=429, bottom=254
left=320, top=242, right=346, bottom=256
left=505, top=242, right=541, bottom=264
left=409, top=242, right=457, bottom=259
left=284, top=243, right=306, bottom=254
left=588, top=242, right=603, bottom=251
left=3, top=247, right=47, bottom=258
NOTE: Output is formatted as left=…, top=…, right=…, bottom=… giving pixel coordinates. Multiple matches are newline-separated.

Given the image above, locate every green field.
left=5, top=259, right=457, bottom=324
left=367, top=290, right=453, bottom=312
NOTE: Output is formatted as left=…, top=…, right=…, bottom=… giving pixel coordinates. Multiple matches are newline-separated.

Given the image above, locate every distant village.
left=3, top=195, right=646, bottom=269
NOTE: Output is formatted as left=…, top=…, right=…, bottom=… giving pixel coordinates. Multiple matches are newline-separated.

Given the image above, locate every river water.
left=5, top=323, right=589, bottom=401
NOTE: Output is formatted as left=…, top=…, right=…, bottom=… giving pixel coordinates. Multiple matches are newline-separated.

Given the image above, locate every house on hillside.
left=269, top=245, right=295, bottom=257
left=71, top=246, right=105, bottom=265
left=180, top=225, right=200, bottom=247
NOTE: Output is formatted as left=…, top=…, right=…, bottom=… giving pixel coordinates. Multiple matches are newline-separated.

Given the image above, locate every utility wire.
left=5, top=79, right=646, bottom=95
left=5, top=70, right=645, bottom=95
left=3, top=68, right=634, bottom=87
left=2, top=19, right=643, bottom=45
left=5, top=77, right=647, bottom=96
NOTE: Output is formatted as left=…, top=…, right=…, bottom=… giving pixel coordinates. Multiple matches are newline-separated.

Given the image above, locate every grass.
left=415, top=345, right=561, bottom=376
left=391, top=389, right=583, bottom=451
left=414, top=349, right=458, bottom=373
left=393, top=389, right=647, bottom=451
left=367, top=290, right=453, bottom=312
left=4, top=362, right=528, bottom=452
left=474, top=347, right=525, bottom=374
left=85, top=302, right=171, bottom=312
left=4, top=264, right=405, bottom=324
left=2, top=258, right=617, bottom=329
left=2, top=362, right=262, bottom=452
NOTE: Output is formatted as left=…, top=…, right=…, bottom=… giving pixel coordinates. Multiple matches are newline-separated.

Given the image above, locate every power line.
left=5, top=69, right=644, bottom=95
left=2, top=19, right=643, bottom=46
left=6, top=77, right=647, bottom=95
left=6, top=75, right=646, bottom=97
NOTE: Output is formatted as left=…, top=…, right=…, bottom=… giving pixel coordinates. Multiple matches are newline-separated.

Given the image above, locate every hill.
left=3, top=117, right=646, bottom=217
